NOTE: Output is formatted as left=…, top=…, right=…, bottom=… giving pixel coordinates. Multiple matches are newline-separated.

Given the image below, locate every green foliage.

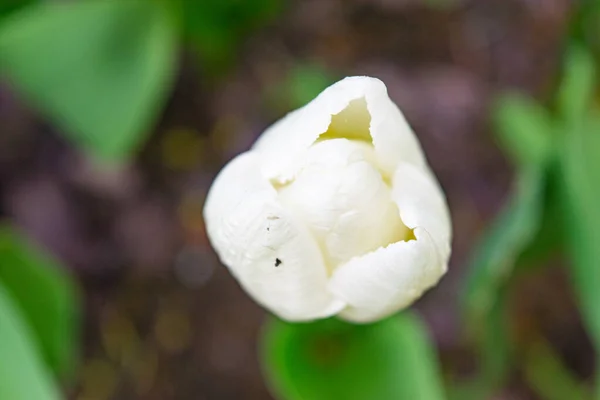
left=554, top=45, right=600, bottom=356
left=478, top=289, right=512, bottom=389
left=0, top=284, right=60, bottom=400
left=559, top=111, right=600, bottom=349
left=524, top=340, right=592, bottom=400
left=0, top=0, right=178, bottom=161
left=513, top=174, right=563, bottom=269
left=0, top=0, right=35, bottom=19
left=464, top=167, right=548, bottom=322
left=266, top=63, right=334, bottom=115
left=262, top=313, right=445, bottom=400
left=462, top=81, right=558, bottom=394
left=569, top=1, right=600, bottom=55
left=462, top=167, right=548, bottom=392
left=286, top=64, right=333, bottom=109
left=464, top=42, right=600, bottom=397
left=181, top=0, right=282, bottom=73
left=557, top=45, right=596, bottom=125
left=493, top=94, right=554, bottom=166
left=0, top=226, right=79, bottom=379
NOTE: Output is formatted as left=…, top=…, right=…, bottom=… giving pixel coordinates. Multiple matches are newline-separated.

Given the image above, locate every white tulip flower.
left=203, top=76, right=451, bottom=323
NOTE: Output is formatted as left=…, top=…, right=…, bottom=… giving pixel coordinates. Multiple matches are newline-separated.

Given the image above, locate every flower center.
left=276, top=99, right=409, bottom=273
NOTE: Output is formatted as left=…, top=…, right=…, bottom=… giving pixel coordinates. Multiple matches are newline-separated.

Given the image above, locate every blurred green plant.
left=0, top=225, right=78, bottom=399
left=462, top=96, right=553, bottom=396
left=569, top=0, right=600, bottom=57
left=0, top=0, right=178, bottom=161
left=0, top=285, right=60, bottom=400
left=461, top=38, right=600, bottom=399
left=262, top=313, right=445, bottom=400
left=0, top=1, right=285, bottom=398
left=560, top=21, right=600, bottom=366
left=180, top=0, right=282, bottom=75
left=0, top=226, right=79, bottom=379
left=0, top=0, right=35, bottom=19
left=266, top=63, right=335, bottom=113
left=285, top=64, right=334, bottom=110
left=0, top=0, right=282, bottom=162
left=524, top=339, right=592, bottom=400
left=556, top=46, right=600, bottom=398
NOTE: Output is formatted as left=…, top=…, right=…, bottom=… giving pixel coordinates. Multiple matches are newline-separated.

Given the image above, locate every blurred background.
left=0, top=0, right=599, bottom=399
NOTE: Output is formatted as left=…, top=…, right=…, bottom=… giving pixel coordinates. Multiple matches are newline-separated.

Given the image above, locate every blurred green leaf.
left=462, top=166, right=547, bottom=390
left=261, top=313, right=445, bottom=400
left=479, top=289, right=512, bottom=390
left=524, top=340, right=592, bottom=400
left=0, top=0, right=35, bottom=19
left=464, top=167, right=547, bottom=326
left=266, top=63, right=334, bottom=114
left=0, top=0, right=178, bottom=161
left=287, top=64, right=333, bottom=109
left=513, top=174, right=563, bottom=271
left=464, top=93, right=555, bottom=386
left=0, top=226, right=79, bottom=379
left=557, top=45, right=596, bottom=125
left=447, top=382, right=488, bottom=400
left=568, top=1, right=600, bottom=56
left=181, top=0, right=281, bottom=73
left=559, top=112, right=600, bottom=350
left=449, top=293, right=512, bottom=400
left=493, top=94, right=554, bottom=166
left=0, top=284, right=60, bottom=400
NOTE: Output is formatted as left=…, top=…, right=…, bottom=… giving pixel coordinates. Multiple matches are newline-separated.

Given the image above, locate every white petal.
left=203, top=152, right=345, bottom=321
left=328, top=229, right=441, bottom=322
left=253, top=76, right=427, bottom=183
left=392, top=162, right=452, bottom=261
left=328, top=161, right=451, bottom=323
left=277, top=139, right=406, bottom=270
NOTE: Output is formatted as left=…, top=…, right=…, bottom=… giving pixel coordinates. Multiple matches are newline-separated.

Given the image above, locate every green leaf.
left=0, top=226, right=79, bottom=379
left=447, top=381, right=488, bottom=400
left=479, top=289, right=512, bottom=389
left=181, top=0, right=281, bottom=73
left=0, top=284, right=60, bottom=400
left=559, top=113, right=600, bottom=349
left=0, top=0, right=178, bottom=161
left=265, top=63, right=334, bottom=115
left=462, top=166, right=547, bottom=390
left=557, top=45, right=596, bottom=125
left=512, top=175, right=564, bottom=271
left=464, top=167, right=547, bottom=326
left=524, top=340, right=592, bottom=400
left=569, top=1, right=600, bottom=51
left=261, top=313, right=445, bottom=400
left=286, top=64, right=333, bottom=109
left=493, top=94, right=554, bottom=166
left=449, top=293, right=512, bottom=400
left=0, top=0, right=35, bottom=19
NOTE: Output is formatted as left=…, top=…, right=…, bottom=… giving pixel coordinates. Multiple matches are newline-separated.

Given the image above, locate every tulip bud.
left=204, top=76, right=451, bottom=323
